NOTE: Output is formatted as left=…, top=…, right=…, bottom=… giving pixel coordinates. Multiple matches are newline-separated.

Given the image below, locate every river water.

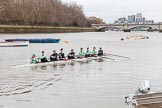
left=0, top=31, right=162, bottom=108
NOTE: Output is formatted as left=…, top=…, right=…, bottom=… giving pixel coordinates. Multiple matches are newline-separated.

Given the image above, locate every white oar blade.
left=115, top=59, right=121, bottom=62
left=130, top=58, right=136, bottom=60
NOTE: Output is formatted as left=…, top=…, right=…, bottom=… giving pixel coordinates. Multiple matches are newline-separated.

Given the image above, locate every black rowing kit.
left=50, top=53, right=58, bottom=61
left=67, top=52, right=75, bottom=59
left=59, top=53, right=65, bottom=60
left=98, top=49, right=103, bottom=56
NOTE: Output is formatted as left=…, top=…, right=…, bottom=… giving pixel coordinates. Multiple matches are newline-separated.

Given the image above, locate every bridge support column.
left=159, top=23, right=162, bottom=33
left=123, top=29, right=131, bottom=32
left=95, top=29, right=105, bottom=32
left=123, top=24, right=130, bottom=32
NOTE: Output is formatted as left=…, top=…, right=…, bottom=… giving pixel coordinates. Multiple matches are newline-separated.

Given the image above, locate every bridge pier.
left=95, top=28, right=105, bottom=32
left=123, top=29, right=131, bottom=32
left=159, top=23, right=162, bottom=33
left=123, top=24, right=131, bottom=32
left=147, top=27, right=154, bottom=32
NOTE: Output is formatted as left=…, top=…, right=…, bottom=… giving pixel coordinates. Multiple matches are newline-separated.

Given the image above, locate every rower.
left=40, top=51, right=48, bottom=62
left=85, top=47, right=91, bottom=57
left=31, top=54, right=39, bottom=64
left=98, top=47, right=103, bottom=56
left=59, top=48, right=66, bottom=60
left=78, top=48, right=85, bottom=58
left=67, top=49, right=75, bottom=59
left=50, top=50, right=58, bottom=61
left=91, top=47, right=97, bottom=57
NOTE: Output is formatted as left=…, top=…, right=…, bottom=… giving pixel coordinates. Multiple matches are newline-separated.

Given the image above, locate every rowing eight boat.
left=12, top=56, right=117, bottom=68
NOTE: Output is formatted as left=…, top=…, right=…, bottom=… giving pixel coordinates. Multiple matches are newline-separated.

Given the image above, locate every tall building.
left=136, top=13, right=142, bottom=18
left=128, top=15, right=135, bottom=23
left=135, top=13, right=145, bottom=24
left=142, top=17, right=145, bottom=23
left=118, top=17, right=127, bottom=24
left=114, top=17, right=127, bottom=24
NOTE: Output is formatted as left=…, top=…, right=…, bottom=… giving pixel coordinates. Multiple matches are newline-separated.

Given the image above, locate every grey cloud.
left=63, top=0, right=162, bottom=22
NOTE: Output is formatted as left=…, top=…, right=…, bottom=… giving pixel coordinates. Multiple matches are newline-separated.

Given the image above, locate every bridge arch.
left=96, top=26, right=123, bottom=31
left=128, top=25, right=159, bottom=31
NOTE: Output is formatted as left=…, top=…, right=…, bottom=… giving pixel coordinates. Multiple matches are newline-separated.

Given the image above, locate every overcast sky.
left=64, top=0, right=162, bottom=23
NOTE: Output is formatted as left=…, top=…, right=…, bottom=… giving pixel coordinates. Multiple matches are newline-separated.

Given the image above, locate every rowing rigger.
left=12, top=56, right=120, bottom=68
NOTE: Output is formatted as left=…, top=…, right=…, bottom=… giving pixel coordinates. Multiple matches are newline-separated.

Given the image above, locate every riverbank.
left=0, top=25, right=96, bottom=33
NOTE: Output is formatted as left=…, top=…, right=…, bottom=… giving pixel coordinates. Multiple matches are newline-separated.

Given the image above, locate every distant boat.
left=5, top=38, right=60, bottom=43
left=125, top=36, right=149, bottom=40
left=64, top=40, right=69, bottom=43
left=0, top=41, right=29, bottom=47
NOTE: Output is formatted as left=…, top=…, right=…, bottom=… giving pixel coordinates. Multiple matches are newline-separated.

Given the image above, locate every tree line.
left=0, top=0, right=89, bottom=26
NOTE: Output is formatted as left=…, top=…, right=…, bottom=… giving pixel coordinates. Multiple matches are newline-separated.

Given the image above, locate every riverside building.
left=128, top=15, right=136, bottom=24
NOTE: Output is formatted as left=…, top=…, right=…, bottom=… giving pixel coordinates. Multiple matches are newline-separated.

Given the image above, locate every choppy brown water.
left=0, top=31, right=162, bottom=108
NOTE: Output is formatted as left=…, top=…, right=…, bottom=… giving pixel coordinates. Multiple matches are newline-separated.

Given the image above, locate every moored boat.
left=125, top=36, right=149, bottom=40
left=124, top=80, right=162, bottom=107
left=5, top=38, right=60, bottom=43
left=0, top=41, right=29, bottom=47
left=135, top=92, right=162, bottom=106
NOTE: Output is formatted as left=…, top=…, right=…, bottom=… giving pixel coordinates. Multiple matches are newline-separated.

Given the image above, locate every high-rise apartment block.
left=128, top=15, right=135, bottom=23
left=135, top=13, right=145, bottom=24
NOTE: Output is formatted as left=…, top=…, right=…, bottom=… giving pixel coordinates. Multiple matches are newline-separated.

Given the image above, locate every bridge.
left=91, top=23, right=162, bottom=32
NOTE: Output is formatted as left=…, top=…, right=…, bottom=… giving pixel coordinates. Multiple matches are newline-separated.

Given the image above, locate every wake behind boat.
left=0, top=41, right=29, bottom=47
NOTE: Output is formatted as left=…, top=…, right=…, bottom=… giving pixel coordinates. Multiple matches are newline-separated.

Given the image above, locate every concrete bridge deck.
left=91, top=23, right=162, bottom=32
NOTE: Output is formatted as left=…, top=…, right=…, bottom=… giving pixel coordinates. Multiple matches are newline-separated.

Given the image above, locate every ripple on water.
left=0, top=32, right=162, bottom=108
left=0, top=75, right=63, bottom=97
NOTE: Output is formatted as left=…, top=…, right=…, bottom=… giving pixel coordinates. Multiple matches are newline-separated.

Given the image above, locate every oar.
left=101, top=56, right=120, bottom=61
left=104, top=53, right=136, bottom=59
left=76, top=55, right=120, bottom=61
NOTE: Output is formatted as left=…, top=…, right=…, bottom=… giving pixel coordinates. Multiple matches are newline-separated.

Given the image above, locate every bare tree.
left=0, top=0, right=88, bottom=26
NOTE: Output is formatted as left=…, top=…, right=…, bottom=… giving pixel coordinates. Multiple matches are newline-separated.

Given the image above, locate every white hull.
left=126, top=36, right=149, bottom=40
left=0, top=41, right=29, bottom=47
left=12, top=56, right=115, bottom=68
